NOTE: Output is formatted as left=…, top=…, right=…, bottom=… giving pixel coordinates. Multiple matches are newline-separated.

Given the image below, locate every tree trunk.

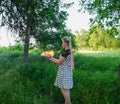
left=118, top=64, right=120, bottom=80
left=23, top=23, right=30, bottom=65
left=23, top=0, right=35, bottom=66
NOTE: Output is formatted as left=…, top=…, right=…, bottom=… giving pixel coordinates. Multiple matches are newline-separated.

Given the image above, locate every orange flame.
left=41, top=50, right=54, bottom=57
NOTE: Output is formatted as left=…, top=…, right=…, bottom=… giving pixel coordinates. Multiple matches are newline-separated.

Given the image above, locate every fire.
left=41, top=50, right=54, bottom=57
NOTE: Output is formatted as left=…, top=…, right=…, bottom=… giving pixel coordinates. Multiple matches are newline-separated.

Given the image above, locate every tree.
left=75, top=29, right=90, bottom=49
left=80, top=29, right=90, bottom=48
left=106, top=27, right=120, bottom=38
left=79, top=0, right=120, bottom=26
left=74, top=31, right=81, bottom=50
left=0, top=0, right=73, bottom=65
left=0, top=0, right=37, bottom=65
left=89, top=24, right=118, bottom=50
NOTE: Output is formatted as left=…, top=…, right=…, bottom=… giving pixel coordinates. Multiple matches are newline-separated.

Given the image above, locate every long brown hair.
left=62, top=36, right=74, bottom=71
left=62, top=36, right=70, bottom=45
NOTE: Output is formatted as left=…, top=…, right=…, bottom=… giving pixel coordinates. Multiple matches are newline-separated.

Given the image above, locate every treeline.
left=75, top=24, right=120, bottom=51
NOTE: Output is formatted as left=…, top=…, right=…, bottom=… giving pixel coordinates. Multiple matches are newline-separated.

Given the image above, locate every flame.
left=41, top=50, right=54, bottom=57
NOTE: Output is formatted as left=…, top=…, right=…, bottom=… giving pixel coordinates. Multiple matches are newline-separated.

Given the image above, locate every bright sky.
left=65, top=0, right=91, bottom=33
left=0, top=27, right=16, bottom=47
left=0, top=0, right=91, bottom=47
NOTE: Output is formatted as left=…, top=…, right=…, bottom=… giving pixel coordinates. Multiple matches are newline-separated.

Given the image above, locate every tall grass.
left=0, top=49, right=120, bottom=104
left=74, top=50, right=120, bottom=71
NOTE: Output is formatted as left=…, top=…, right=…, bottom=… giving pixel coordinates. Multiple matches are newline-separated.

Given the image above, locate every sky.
left=65, top=0, right=91, bottom=33
left=0, top=0, right=91, bottom=47
left=0, top=27, right=17, bottom=46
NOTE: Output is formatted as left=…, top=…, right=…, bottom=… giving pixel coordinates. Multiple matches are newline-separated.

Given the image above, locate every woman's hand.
left=44, top=55, right=52, bottom=59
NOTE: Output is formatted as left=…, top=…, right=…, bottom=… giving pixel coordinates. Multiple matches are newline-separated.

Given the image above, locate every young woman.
left=46, top=36, right=74, bottom=104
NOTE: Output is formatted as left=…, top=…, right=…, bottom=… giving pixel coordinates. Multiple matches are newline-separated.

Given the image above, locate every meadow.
left=0, top=48, right=120, bottom=104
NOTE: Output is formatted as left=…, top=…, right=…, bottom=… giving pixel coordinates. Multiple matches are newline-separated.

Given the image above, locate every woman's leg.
left=61, top=88, right=71, bottom=104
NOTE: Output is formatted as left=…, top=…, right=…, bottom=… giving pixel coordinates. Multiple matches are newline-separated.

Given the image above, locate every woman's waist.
left=59, top=64, right=70, bottom=68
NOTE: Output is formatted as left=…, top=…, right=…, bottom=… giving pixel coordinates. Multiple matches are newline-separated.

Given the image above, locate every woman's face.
left=62, top=40, right=67, bottom=48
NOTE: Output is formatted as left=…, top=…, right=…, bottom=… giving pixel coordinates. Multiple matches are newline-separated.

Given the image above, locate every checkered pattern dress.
left=54, top=50, right=73, bottom=89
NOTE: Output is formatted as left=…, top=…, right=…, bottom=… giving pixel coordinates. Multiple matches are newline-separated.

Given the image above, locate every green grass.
left=72, top=70, right=120, bottom=104
left=0, top=49, right=120, bottom=104
left=74, top=50, right=120, bottom=71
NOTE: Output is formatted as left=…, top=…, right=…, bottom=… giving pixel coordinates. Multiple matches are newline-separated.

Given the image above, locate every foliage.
left=79, top=0, right=120, bottom=26
left=36, top=29, right=75, bottom=50
left=75, top=24, right=120, bottom=51
left=75, top=29, right=90, bottom=49
left=0, top=0, right=74, bottom=64
left=107, top=27, right=120, bottom=38
left=89, top=24, right=116, bottom=50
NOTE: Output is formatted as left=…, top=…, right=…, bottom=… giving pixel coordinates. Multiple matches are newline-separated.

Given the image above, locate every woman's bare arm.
left=48, top=55, right=64, bottom=65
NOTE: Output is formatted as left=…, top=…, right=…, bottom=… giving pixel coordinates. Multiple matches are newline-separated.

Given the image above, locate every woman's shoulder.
left=61, top=49, right=71, bottom=58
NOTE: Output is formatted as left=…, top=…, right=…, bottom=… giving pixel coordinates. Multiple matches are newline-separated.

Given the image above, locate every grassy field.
left=0, top=49, right=120, bottom=104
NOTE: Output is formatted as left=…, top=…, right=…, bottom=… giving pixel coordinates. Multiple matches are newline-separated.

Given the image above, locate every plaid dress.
left=54, top=49, right=73, bottom=89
